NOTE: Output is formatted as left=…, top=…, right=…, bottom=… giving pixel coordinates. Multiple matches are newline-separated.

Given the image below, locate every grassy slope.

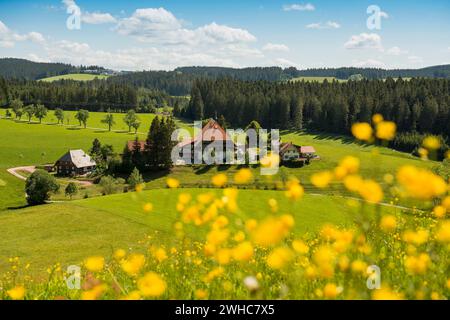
left=39, top=74, right=109, bottom=82
left=0, top=116, right=434, bottom=209
left=0, top=188, right=395, bottom=274
left=290, top=77, right=347, bottom=83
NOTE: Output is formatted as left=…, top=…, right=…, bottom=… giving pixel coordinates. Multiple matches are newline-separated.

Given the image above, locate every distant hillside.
left=175, top=66, right=290, bottom=81
left=39, top=73, right=109, bottom=82
left=0, top=58, right=109, bottom=80
left=295, top=65, right=450, bottom=80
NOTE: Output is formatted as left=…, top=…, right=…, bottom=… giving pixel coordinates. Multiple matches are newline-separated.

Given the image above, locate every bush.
left=99, top=176, right=122, bottom=195
left=65, top=182, right=78, bottom=199
left=127, top=167, right=144, bottom=190
left=25, top=170, right=59, bottom=205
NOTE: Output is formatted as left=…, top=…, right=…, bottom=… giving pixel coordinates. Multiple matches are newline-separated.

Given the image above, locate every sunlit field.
left=39, top=73, right=109, bottom=82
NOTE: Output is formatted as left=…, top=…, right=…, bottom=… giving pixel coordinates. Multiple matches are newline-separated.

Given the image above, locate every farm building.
left=280, top=142, right=319, bottom=162
left=55, top=149, right=96, bottom=176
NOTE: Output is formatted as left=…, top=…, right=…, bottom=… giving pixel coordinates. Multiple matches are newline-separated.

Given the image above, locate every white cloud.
left=306, top=21, right=341, bottom=29
left=62, top=0, right=117, bottom=25
left=408, top=55, right=424, bottom=64
left=283, top=3, right=315, bottom=11
left=82, top=12, right=117, bottom=24
left=274, top=58, right=300, bottom=68
left=353, top=59, right=386, bottom=68
left=344, top=33, right=383, bottom=51
left=380, top=11, right=389, bottom=19
left=262, top=43, right=290, bottom=52
left=386, top=46, right=408, bottom=56
left=115, top=8, right=256, bottom=46
left=0, top=20, right=45, bottom=48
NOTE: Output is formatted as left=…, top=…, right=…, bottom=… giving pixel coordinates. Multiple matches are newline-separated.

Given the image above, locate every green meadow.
left=39, top=73, right=109, bottom=82
left=289, top=76, right=347, bottom=83
left=0, top=188, right=399, bottom=274
left=0, top=112, right=437, bottom=274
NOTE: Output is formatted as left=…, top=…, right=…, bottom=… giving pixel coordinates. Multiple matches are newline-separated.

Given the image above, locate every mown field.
left=39, top=73, right=109, bottom=82
left=0, top=112, right=441, bottom=282
left=289, top=76, right=347, bottom=83
left=0, top=188, right=398, bottom=275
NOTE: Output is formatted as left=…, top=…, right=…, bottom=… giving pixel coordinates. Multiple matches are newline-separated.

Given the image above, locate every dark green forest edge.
left=0, top=58, right=449, bottom=159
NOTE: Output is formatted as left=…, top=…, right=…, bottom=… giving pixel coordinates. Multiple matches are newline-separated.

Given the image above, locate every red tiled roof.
left=178, top=119, right=233, bottom=148
left=300, top=146, right=316, bottom=153
left=127, top=140, right=146, bottom=152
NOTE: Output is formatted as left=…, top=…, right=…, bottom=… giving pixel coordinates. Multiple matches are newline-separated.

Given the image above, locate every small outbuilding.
left=55, top=149, right=96, bottom=176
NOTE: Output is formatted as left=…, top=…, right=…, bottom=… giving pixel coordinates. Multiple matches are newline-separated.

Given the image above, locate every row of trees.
left=183, top=78, right=450, bottom=138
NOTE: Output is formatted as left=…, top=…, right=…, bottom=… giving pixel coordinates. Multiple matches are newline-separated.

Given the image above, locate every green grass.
left=0, top=188, right=397, bottom=275
left=39, top=73, right=109, bottom=82
left=0, top=115, right=434, bottom=210
left=289, top=76, right=347, bottom=83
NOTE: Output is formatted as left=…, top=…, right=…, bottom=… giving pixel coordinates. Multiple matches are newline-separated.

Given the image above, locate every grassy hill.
left=0, top=188, right=397, bottom=274
left=39, top=73, right=109, bottom=82
left=289, top=76, right=346, bottom=83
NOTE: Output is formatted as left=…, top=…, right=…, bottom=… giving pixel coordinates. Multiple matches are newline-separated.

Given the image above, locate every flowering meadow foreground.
left=1, top=116, right=449, bottom=301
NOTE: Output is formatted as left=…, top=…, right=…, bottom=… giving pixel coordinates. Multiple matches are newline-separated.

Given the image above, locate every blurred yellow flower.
left=153, top=248, right=168, bottom=263
left=84, top=256, right=104, bottom=272
left=397, top=166, right=447, bottom=200
left=433, top=205, right=446, bottom=218
left=323, top=283, right=342, bottom=299
left=376, top=121, right=396, bottom=140
left=351, top=123, right=373, bottom=141
left=212, top=174, right=227, bottom=187
left=405, top=253, right=430, bottom=275
left=402, top=229, right=429, bottom=245
left=372, top=286, right=404, bottom=300
left=195, top=289, right=208, bottom=299
left=350, top=260, right=367, bottom=274
left=339, top=156, right=360, bottom=175
left=232, top=241, right=254, bottom=262
left=234, top=168, right=253, bottom=184
left=343, top=175, right=363, bottom=192
left=7, top=285, right=25, bottom=300
left=292, top=240, right=309, bottom=254
left=138, top=272, right=166, bottom=297
left=359, top=180, right=383, bottom=203
left=81, top=284, right=106, bottom=300
left=122, top=291, right=141, bottom=300
left=285, top=179, right=304, bottom=200
left=380, top=215, right=397, bottom=232
left=311, top=171, right=333, bottom=189
left=268, top=198, right=278, bottom=212
left=178, top=193, right=191, bottom=205
left=435, top=221, right=450, bottom=243
left=114, top=249, right=126, bottom=260
left=121, top=253, right=145, bottom=276
left=252, top=216, right=293, bottom=247
left=372, top=114, right=384, bottom=124
left=166, top=178, right=180, bottom=189
left=266, top=247, right=293, bottom=270
left=423, top=136, right=441, bottom=150
left=143, top=202, right=153, bottom=212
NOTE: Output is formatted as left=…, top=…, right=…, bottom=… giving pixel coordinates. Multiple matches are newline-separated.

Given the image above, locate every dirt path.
left=6, top=166, right=94, bottom=187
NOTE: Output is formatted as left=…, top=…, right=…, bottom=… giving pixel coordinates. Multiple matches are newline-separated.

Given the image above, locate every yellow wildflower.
left=372, top=286, right=404, bottom=300
left=137, top=272, right=166, bottom=297
left=323, top=283, right=342, bottom=299
left=351, top=122, right=373, bottom=141
left=84, top=256, right=105, bottom=272
left=234, top=168, right=253, bottom=184
left=404, top=253, right=431, bottom=275
left=423, top=136, right=441, bottom=150
left=143, top=203, right=153, bottom=212
left=153, top=248, right=168, bottom=263
left=81, top=284, right=106, bottom=300
left=402, top=229, right=429, bottom=245
left=376, top=121, right=396, bottom=140
left=232, top=241, right=254, bottom=262
left=380, top=215, right=397, bottom=232
left=435, top=221, right=450, bottom=243
left=7, top=285, right=25, bottom=300
left=359, top=180, right=383, bottom=203
left=343, top=175, right=363, bottom=192
left=195, top=289, right=208, bottom=300
left=166, top=178, right=180, bottom=189
left=266, top=247, right=293, bottom=270
left=311, top=171, right=333, bottom=189
left=372, top=114, right=383, bottom=124
left=114, top=249, right=126, bottom=260
left=433, top=205, right=446, bottom=218
left=212, top=174, right=227, bottom=187
left=292, top=240, right=309, bottom=254
left=285, top=179, right=304, bottom=200
left=397, top=166, right=447, bottom=200
left=121, top=253, right=145, bottom=276
left=252, top=216, right=293, bottom=247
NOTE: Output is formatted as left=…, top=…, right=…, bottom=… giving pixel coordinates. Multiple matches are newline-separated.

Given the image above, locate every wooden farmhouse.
left=55, top=149, right=96, bottom=176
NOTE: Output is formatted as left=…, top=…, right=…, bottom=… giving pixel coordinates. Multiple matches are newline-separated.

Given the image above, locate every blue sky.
left=0, top=0, right=449, bottom=70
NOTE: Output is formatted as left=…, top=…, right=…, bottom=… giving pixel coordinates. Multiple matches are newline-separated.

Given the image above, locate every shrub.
left=25, top=170, right=59, bottom=205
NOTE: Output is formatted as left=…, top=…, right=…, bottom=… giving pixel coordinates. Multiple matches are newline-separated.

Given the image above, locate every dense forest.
left=0, top=58, right=108, bottom=80
left=0, top=78, right=137, bottom=111
left=182, top=78, right=450, bottom=139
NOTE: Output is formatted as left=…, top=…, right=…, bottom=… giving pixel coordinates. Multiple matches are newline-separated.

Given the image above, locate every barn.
left=55, top=149, right=96, bottom=176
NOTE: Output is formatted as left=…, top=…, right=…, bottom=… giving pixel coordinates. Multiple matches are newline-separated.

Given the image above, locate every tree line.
left=181, top=78, right=450, bottom=139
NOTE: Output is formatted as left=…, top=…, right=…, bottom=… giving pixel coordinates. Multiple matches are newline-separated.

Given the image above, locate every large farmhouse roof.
left=178, top=119, right=233, bottom=148
left=56, top=150, right=96, bottom=168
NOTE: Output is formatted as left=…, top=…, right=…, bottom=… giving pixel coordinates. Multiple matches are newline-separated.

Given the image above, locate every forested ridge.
left=0, top=58, right=107, bottom=80
left=182, top=78, right=450, bottom=139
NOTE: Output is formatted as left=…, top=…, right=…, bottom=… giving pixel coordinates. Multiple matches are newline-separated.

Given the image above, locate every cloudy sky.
left=0, top=0, right=449, bottom=71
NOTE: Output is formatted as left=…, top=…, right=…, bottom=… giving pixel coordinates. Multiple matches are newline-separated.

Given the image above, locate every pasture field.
left=0, top=114, right=434, bottom=209
left=0, top=188, right=397, bottom=274
left=38, top=73, right=109, bottom=82
left=289, top=76, right=347, bottom=83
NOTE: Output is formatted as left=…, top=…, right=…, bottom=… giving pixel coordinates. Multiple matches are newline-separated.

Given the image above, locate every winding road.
left=6, top=166, right=93, bottom=187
